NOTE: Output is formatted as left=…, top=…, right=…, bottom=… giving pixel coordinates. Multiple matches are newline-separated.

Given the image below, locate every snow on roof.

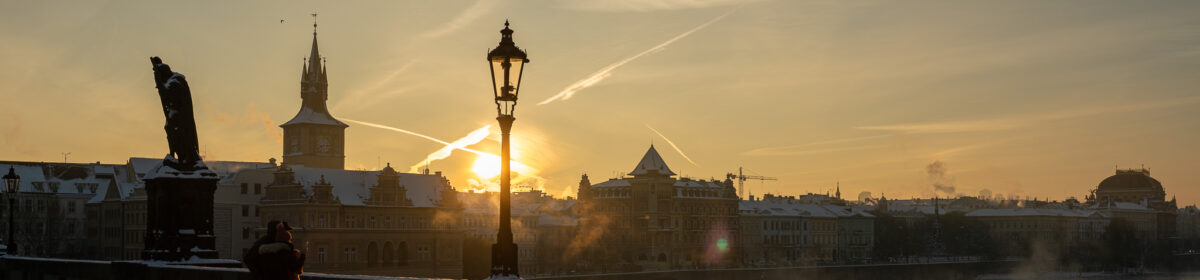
left=129, top=157, right=164, bottom=176
left=592, top=179, right=631, bottom=188
left=821, top=205, right=876, bottom=218
left=672, top=179, right=724, bottom=188
left=130, top=157, right=270, bottom=180
left=87, top=182, right=139, bottom=204
left=1111, top=202, right=1152, bottom=211
left=0, top=162, right=130, bottom=197
left=629, top=145, right=675, bottom=176
left=288, top=166, right=445, bottom=207
left=738, top=201, right=839, bottom=218
left=282, top=106, right=348, bottom=127
left=965, top=208, right=1108, bottom=218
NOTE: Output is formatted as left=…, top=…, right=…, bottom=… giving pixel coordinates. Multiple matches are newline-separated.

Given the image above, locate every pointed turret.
left=835, top=181, right=841, bottom=199
left=629, top=145, right=675, bottom=176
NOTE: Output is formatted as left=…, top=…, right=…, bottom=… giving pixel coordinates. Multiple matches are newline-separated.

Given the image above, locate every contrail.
left=646, top=124, right=699, bottom=166
left=343, top=118, right=538, bottom=173
left=537, top=8, right=738, bottom=105
left=409, top=125, right=491, bottom=173
left=344, top=118, right=463, bottom=148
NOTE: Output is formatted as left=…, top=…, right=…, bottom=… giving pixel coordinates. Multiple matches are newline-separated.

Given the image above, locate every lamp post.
left=487, top=20, right=529, bottom=278
left=3, top=167, right=19, bottom=255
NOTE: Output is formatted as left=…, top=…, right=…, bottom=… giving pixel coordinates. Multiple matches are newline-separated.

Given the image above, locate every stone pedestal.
left=142, top=163, right=219, bottom=261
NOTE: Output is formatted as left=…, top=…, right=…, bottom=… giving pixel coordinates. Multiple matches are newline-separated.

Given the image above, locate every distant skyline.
left=1, top=1, right=1199, bottom=204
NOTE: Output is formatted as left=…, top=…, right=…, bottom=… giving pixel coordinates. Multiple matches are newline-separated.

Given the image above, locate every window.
left=242, top=205, right=249, bottom=217
left=253, top=206, right=258, bottom=217
left=417, top=245, right=431, bottom=261
left=254, top=184, right=261, bottom=195
left=242, top=227, right=250, bottom=239
left=319, top=248, right=326, bottom=264
left=241, top=183, right=247, bottom=194
left=68, top=201, right=76, bottom=213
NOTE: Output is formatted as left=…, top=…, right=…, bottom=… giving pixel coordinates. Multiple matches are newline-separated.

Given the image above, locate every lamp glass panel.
left=491, top=58, right=506, bottom=99
left=507, top=58, right=524, bottom=98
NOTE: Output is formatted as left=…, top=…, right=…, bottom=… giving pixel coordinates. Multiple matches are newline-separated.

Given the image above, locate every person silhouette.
left=243, top=221, right=305, bottom=280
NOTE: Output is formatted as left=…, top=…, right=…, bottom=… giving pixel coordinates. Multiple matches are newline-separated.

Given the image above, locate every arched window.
left=397, top=241, right=409, bottom=266
left=367, top=242, right=379, bottom=267
left=382, top=242, right=394, bottom=266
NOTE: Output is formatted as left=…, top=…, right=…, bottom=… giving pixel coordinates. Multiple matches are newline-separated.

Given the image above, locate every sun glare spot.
left=471, top=154, right=502, bottom=179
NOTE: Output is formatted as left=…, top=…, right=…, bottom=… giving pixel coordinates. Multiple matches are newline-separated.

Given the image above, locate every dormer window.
left=32, top=182, right=44, bottom=192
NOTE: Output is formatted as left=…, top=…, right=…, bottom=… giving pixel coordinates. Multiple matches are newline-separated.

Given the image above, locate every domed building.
left=1091, top=168, right=1175, bottom=211
left=1089, top=168, right=1177, bottom=240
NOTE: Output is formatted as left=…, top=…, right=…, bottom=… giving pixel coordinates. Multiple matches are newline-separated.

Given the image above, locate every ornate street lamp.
left=487, top=20, right=528, bottom=278
left=3, top=167, right=19, bottom=255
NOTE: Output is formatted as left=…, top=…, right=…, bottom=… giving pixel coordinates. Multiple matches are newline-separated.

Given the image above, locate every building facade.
left=255, top=164, right=464, bottom=279
left=576, top=146, right=741, bottom=271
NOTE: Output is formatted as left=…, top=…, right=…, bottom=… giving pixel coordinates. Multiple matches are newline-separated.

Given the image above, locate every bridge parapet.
left=0, top=256, right=444, bottom=280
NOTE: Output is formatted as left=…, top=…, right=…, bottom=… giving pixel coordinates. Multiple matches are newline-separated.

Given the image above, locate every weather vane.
left=311, top=12, right=318, bottom=33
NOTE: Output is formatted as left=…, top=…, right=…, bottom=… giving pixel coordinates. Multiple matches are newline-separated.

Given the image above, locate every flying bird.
left=280, top=19, right=285, bottom=23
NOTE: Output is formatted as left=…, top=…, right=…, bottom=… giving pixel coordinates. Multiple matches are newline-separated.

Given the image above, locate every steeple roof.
left=308, top=30, right=321, bottom=73
left=630, top=145, right=675, bottom=176
left=283, top=25, right=346, bottom=128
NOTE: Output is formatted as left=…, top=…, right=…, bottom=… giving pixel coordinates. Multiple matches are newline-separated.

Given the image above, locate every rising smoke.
left=926, top=160, right=956, bottom=195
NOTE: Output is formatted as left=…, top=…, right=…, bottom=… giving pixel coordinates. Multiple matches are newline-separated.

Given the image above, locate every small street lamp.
left=487, top=20, right=529, bottom=279
left=3, top=167, right=19, bottom=255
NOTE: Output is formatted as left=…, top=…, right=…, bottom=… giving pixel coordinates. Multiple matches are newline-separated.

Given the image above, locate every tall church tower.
left=281, top=19, right=348, bottom=169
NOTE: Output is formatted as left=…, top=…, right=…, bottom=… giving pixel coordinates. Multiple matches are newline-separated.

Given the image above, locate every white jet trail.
left=409, top=125, right=492, bottom=173
left=343, top=118, right=538, bottom=173
left=646, top=124, right=699, bottom=166
left=537, top=8, right=738, bottom=105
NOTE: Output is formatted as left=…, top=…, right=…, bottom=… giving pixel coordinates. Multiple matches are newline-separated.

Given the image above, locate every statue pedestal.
left=141, top=161, right=219, bottom=261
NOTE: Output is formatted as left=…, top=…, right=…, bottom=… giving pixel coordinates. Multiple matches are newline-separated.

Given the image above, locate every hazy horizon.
left=2, top=1, right=1199, bottom=204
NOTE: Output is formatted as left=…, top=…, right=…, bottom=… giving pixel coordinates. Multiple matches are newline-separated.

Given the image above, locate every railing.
left=0, top=255, right=445, bottom=280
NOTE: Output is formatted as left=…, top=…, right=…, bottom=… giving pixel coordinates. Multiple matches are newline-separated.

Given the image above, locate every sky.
left=1, top=0, right=1199, bottom=204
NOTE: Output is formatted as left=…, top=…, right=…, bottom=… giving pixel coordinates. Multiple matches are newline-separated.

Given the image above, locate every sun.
left=471, top=154, right=502, bottom=179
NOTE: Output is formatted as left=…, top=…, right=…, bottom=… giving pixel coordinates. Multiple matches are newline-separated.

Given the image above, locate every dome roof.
left=1097, top=169, right=1162, bottom=192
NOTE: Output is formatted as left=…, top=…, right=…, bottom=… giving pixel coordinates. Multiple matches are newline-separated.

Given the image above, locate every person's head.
left=266, top=220, right=293, bottom=243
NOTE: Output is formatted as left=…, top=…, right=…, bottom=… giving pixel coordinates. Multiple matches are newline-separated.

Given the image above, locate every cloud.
left=212, top=103, right=281, bottom=144
left=742, top=134, right=890, bottom=156
left=857, top=96, right=1200, bottom=133
left=537, top=8, right=738, bottom=105
left=420, top=0, right=495, bottom=38
left=331, top=60, right=417, bottom=112
left=409, top=125, right=491, bottom=173
left=646, top=124, right=699, bottom=166
left=560, top=0, right=760, bottom=12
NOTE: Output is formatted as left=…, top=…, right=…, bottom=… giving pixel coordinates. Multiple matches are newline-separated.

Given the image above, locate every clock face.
left=318, top=136, right=331, bottom=153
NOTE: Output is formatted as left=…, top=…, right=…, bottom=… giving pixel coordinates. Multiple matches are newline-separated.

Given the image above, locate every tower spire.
left=836, top=181, right=841, bottom=199
left=307, top=13, right=322, bottom=74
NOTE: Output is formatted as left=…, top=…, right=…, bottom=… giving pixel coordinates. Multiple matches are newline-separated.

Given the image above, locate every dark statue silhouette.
left=150, top=56, right=203, bottom=170
left=142, top=56, right=218, bottom=261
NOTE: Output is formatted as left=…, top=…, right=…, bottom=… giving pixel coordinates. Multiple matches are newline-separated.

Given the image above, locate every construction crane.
left=726, top=167, right=776, bottom=199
